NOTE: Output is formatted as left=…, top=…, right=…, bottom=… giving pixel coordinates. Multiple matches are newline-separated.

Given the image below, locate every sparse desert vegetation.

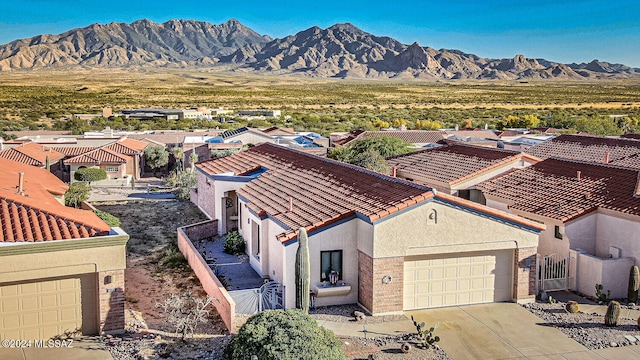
left=0, top=69, right=639, bottom=136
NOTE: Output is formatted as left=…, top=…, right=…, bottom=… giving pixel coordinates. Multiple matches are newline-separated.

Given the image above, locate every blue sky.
left=1, top=0, right=639, bottom=67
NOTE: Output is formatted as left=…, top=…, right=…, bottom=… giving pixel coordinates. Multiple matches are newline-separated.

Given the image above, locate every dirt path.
left=94, top=200, right=231, bottom=359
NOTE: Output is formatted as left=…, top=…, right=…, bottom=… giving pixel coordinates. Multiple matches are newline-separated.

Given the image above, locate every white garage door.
left=404, top=250, right=513, bottom=310
left=0, top=277, right=85, bottom=340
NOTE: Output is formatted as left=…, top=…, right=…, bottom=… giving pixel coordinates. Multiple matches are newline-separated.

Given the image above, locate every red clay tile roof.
left=53, top=147, right=99, bottom=157
left=64, top=147, right=127, bottom=165
left=104, top=138, right=149, bottom=154
left=198, top=143, right=541, bottom=243
left=0, top=159, right=110, bottom=241
left=387, top=144, right=525, bottom=186
left=477, top=158, right=640, bottom=222
left=525, top=134, right=640, bottom=168
left=0, top=142, right=65, bottom=167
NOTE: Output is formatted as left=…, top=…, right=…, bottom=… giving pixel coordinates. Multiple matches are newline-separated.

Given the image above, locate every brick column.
left=98, top=269, right=125, bottom=334
left=358, top=251, right=404, bottom=314
left=513, top=247, right=537, bottom=303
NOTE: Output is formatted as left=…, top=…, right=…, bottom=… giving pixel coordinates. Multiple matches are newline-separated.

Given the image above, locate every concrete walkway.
left=0, top=338, right=113, bottom=360
left=318, top=302, right=640, bottom=360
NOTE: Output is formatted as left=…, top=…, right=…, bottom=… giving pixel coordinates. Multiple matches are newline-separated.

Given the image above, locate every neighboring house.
left=443, top=130, right=500, bottom=147
left=64, top=147, right=129, bottom=182
left=0, top=159, right=129, bottom=339
left=386, top=143, right=538, bottom=203
left=524, top=134, right=640, bottom=169
left=477, top=158, right=640, bottom=298
left=193, top=143, right=543, bottom=314
left=331, top=130, right=444, bottom=148
left=62, top=138, right=150, bottom=182
left=0, top=142, right=65, bottom=170
left=103, top=138, right=150, bottom=179
left=221, top=127, right=275, bottom=145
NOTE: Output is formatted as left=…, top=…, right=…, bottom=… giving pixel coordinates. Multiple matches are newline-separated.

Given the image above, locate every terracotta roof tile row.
left=198, top=143, right=539, bottom=243
left=0, top=142, right=65, bottom=167
left=0, top=158, right=111, bottom=242
left=387, top=144, right=524, bottom=186
left=53, top=147, right=98, bottom=157
left=104, top=138, right=149, bottom=154
left=64, top=147, right=128, bottom=165
left=525, top=134, right=640, bottom=169
left=477, top=158, right=640, bottom=222
left=199, top=144, right=434, bottom=242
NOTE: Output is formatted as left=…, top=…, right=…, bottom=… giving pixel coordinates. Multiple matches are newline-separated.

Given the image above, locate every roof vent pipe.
left=577, top=170, right=582, bottom=181
left=17, top=172, right=24, bottom=194
left=604, top=151, right=610, bottom=164
left=288, top=196, right=293, bottom=212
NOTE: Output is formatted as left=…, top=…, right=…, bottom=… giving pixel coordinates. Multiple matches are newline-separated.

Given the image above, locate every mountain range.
left=0, top=19, right=638, bottom=80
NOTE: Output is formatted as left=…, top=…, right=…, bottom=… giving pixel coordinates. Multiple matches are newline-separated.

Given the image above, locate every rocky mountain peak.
left=0, top=19, right=637, bottom=79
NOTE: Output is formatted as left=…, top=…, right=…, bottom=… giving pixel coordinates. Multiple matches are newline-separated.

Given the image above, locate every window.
left=554, top=225, right=563, bottom=239
left=320, top=250, right=343, bottom=281
left=238, top=203, right=243, bottom=229
left=251, top=220, right=260, bottom=258
left=105, top=166, right=119, bottom=172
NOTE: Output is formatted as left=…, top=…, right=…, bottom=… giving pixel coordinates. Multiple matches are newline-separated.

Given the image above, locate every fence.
left=176, top=220, right=239, bottom=332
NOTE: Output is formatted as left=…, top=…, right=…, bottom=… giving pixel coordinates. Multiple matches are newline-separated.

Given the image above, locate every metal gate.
left=539, top=253, right=572, bottom=292
left=259, top=281, right=284, bottom=312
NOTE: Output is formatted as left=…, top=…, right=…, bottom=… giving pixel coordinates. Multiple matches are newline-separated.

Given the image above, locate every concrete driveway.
left=407, top=303, right=607, bottom=360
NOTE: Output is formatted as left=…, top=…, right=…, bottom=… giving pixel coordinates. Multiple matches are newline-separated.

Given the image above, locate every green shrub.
left=65, top=182, right=90, bottom=208
left=223, top=230, right=245, bottom=255
left=94, top=209, right=121, bottom=227
left=74, top=168, right=107, bottom=183
left=162, top=241, right=188, bottom=269
left=225, top=309, right=345, bottom=360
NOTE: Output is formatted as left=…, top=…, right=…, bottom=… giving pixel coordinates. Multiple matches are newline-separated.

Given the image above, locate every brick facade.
left=196, top=171, right=216, bottom=219
left=513, top=247, right=537, bottom=303
left=98, top=269, right=125, bottom=334
left=358, top=251, right=404, bottom=314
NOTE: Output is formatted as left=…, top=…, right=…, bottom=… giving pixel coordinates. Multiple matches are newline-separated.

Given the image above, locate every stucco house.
left=524, top=134, right=640, bottom=169
left=386, top=143, right=538, bottom=204
left=0, top=142, right=65, bottom=170
left=0, top=159, right=128, bottom=339
left=477, top=158, right=640, bottom=298
left=193, top=143, right=543, bottom=314
left=63, top=138, right=150, bottom=182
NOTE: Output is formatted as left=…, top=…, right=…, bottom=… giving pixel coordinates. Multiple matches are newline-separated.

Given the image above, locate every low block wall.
left=571, top=249, right=634, bottom=299
left=178, top=224, right=235, bottom=332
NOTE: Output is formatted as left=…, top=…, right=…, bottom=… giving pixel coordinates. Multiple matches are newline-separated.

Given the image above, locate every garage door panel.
left=404, top=250, right=513, bottom=310
left=0, top=276, right=91, bottom=340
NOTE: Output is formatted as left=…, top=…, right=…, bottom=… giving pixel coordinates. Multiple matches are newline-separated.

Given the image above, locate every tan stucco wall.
left=372, top=201, right=539, bottom=258
left=595, top=211, right=640, bottom=265
left=566, top=212, right=597, bottom=254
left=0, top=232, right=128, bottom=283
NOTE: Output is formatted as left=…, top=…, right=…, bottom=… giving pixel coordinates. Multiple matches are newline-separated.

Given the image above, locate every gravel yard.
left=523, top=301, right=640, bottom=350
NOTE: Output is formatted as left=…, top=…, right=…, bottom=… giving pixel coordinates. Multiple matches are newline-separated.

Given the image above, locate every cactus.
left=295, top=227, right=310, bottom=313
left=628, top=265, right=639, bottom=304
left=595, top=284, right=611, bottom=303
left=411, top=315, right=440, bottom=349
left=565, top=301, right=580, bottom=313
left=604, top=301, right=621, bottom=327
